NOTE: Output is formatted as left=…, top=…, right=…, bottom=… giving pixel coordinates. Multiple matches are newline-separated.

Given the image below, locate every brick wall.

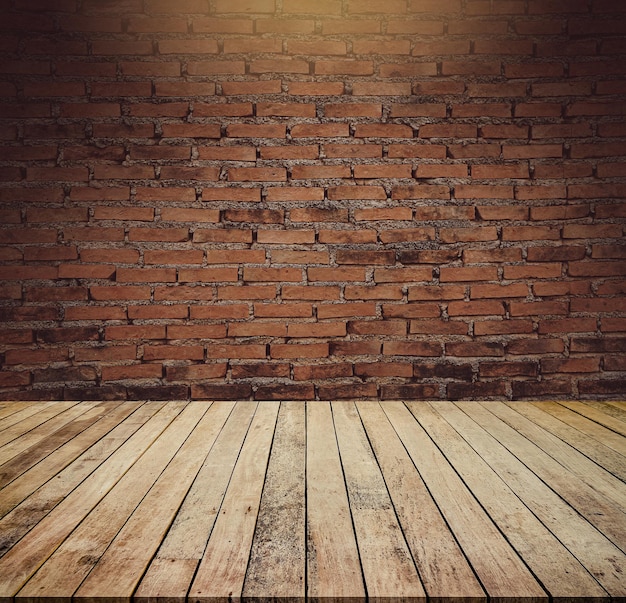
left=0, top=0, right=625, bottom=401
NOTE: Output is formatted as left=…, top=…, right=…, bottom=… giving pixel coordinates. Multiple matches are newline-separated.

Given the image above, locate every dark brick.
left=380, top=384, right=440, bottom=400
left=511, top=380, right=572, bottom=399
left=191, top=383, right=252, bottom=400
left=255, top=384, right=315, bottom=400
left=128, top=385, right=190, bottom=400
left=447, top=381, right=508, bottom=400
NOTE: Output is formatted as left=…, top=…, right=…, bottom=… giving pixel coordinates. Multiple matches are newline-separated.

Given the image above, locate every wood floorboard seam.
left=0, top=401, right=623, bottom=603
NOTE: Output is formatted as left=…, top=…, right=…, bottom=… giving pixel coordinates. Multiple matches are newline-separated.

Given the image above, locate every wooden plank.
left=332, top=401, right=426, bottom=602
left=460, top=402, right=626, bottom=547
left=0, top=402, right=143, bottom=519
left=72, top=402, right=236, bottom=600
left=242, top=401, right=306, bottom=602
left=0, top=402, right=50, bottom=432
left=18, top=402, right=215, bottom=599
left=135, top=401, right=256, bottom=601
left=535, top=401, right=626, bottom=457
left=356, top=401, right=485, bottom=602
left=0, top=403, right=39, bottom=424
left=305, top=401, right=365, bottom=602
left=559, top=401, right=626, bottom=437
left=385, top=401, right=547, bottom=602
left=0, top=402, right=96, bottom=467
left=0, top=402, right=79, bottom=449
left=515, top=402, right=626, bottom=482
left=0, top=402, right=116, bottom=489
left=411, top=402, right=609, bottom=601
left=490, top=402, right=626, bottom=508
left=188, top=401, right=279, bottom=602
left=435, top=401, right=626, bottom=598
left=0, top=401, right=185, bottom=595
left=586, top=400, right=626, bottom=422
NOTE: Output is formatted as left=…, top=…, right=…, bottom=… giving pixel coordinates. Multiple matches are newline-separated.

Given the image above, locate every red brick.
left=348, top=320, right=407, bottom=335
left=293, top=363, right=352, bottom=380
left=448, top=301, right=506, bottom=316
left=408, top=285, right=465, bottom=301
left=479, top=362, right=538, bottom=377
left=206, top=345, right=266, bottom=359
left=280, top=285, right=340, bottom=301
left=384, top=341, right=442, bottom=356
left=270, top=343, right=329, bottom=359
left=318, top=383, right=379, bottom=400
left=330, top=341, right=382, bottom=356
left=257, top=102, right=316, bottom=117
left=106, top=325, right=166, bottom=340
left=317, top=302, right=377, bottom=319
left=256, top=231, right=315, bottom=244
left=382, top=304, right=441, bottom=319
left=474, top=320, right=534, bottom=335
left=308, top=267, right=366, bottom=282
left=440, top=267, right=498, bottom=282
left=90, top=286, right=150, bottom=301
left=178, top=268, right=239, bottom=282
left=344, top=285, right=403, bottom=300
left=355, top=208, right=412, bottom=221
left=379, top=227, right=435, bottom=243
left=227, top=124, right=286, bottom=139
left=446, top=342, right=505, bottom=357
left=192, top=384, right=253, bottom=400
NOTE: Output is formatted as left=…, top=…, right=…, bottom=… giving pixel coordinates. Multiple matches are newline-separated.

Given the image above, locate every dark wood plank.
left=243, top=401, right=306, bottom=601
left=188, top=401, right=279, bottom=602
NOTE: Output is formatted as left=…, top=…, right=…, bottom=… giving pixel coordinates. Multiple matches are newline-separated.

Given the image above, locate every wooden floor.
left=0, top=401, right=625, bottom=602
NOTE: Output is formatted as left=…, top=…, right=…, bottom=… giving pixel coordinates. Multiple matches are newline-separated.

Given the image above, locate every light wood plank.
left=516, top=402, right=626, bottom=481
left=0, top=402, right=51, bottom=432
left=0, top=402, right=79, bottom=450
left=0, top=402, right=117, bottom=489
left=333, top=401, right=426, bottom=602
left=188, top=401, right=279, bottom=602
left=0, top=401, right=185, bottom=595
left=385, top=401, right=547, bottom=602
left=18, top=402, right=214, bottom=598
left=0, top=402, right=142, bottom=519
left=490, top=402, right=626, bottom=507
left=536, top=401, right=626, bottom=457
left=559, top=401, right=626, bottom=437
left=461, top=402, right=626, bottom=547
left=73, top=402, right=235, bottom=600
left=356, top=401, right=485, bottom=602
left=306, top=401, right=365, bottom=602
left=243, top=401, right=306, bottom=602
left=0, top=403, right=96, bottom=467
left=435, top=401, right=626, bottom=598
left=412, top=402, right=609, bottom=601
left=0, top=403, right=41, bottom=424
left=585, top=400, right=626, bottom=422
left=135, top=401, right=256, bottom=600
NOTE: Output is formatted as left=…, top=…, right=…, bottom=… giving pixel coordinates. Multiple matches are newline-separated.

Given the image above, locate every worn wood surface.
left=0, top=400, right=624, bottom=603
